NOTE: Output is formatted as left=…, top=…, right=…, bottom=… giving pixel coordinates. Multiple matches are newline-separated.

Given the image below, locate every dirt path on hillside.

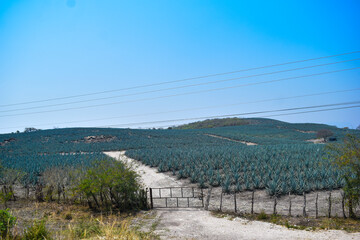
left=104, top=151, right=360, bottom=240
left=104, top=151, right=183, bottom=188
left=204, top=133, right=258, bottom=145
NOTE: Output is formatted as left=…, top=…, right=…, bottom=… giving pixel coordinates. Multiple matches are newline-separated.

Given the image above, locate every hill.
left=174, top=117, right=250, bottom=129
left=1, top=117, right=360, bottom=201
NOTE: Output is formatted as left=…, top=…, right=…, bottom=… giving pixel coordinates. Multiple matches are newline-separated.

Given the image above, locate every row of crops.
left=0, top=127, right=225, bottom=155
left=0, top=152, right=109, bottom=185
left=0, top=128, right=229, bottom=186
left=199, top=119, right=358, bottom=145
left=1, top=118, right=358, bottom=195
left=125, top=143, right=349, bottom=195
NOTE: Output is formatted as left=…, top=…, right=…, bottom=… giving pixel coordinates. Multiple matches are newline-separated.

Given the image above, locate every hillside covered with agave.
left=1, top=118, right=359, bottom=196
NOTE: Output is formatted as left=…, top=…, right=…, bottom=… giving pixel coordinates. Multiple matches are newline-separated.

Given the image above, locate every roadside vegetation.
left=0, top=159, right=151, bottom=239
left=327, top=134, right=360, bottom=218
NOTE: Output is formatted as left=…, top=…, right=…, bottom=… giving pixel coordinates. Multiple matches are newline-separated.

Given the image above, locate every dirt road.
left=104, top=151, right=360, bottom=240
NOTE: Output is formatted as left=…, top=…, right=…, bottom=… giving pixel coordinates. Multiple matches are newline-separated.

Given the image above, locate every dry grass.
left=5, top=200, right=159, bottom=239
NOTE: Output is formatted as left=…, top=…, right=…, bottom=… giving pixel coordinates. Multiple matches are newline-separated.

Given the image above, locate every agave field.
left=1, top=118, right=359, bottom=197
left=0, top=152, right=108, bottom=186
left=125, top=144, right=349, bottom=196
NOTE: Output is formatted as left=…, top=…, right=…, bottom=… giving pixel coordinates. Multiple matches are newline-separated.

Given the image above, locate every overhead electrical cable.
left=1, top=87, right=359, bottom=130
left=145, top=105, right=360, bottom=129
left=1, top=50, right=359, bottom=108
left=99, top=101, right=360, bottom=127
left=0, top=66, right=359, bottom=118
left=2, top=58, right=359, bottom=113
left=260, top=105, right=360, bottom=118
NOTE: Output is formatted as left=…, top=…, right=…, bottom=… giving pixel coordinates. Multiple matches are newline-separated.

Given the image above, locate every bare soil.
left=203, top=134, right=258, bottom=145
left=306, top=138, right=326, bottom=144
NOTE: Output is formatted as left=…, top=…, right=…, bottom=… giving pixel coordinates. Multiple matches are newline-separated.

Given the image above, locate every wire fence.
left=202, top=188, right=359, bottom=218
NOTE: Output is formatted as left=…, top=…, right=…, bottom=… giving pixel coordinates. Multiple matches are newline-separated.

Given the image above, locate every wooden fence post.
left=220, top=189, right=223, bottom=212
left=303, top=192, right=307, bottom=217
left=288, top=192, right=292, bottom=216
left=341, top=191, right=346, bottom=219
left=328, top=191, right=332, bottom=218
left=149, top=188, right=153, bottom=209
left=251, top=190, right=255, bottom=215
left=234, top=192, right=237, bottom=213
left=273, top=195, right=277, bottom=215
left=315, top=193, right=318, bottom=218
left=205, top=187, right=212, bottom=210
left=145, top=188, right=148, bottom=209
left=201, top=188, right=204, bottom=207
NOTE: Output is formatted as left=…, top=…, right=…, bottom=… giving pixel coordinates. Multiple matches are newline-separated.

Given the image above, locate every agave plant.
left=222, top=176, right=232, bottom=193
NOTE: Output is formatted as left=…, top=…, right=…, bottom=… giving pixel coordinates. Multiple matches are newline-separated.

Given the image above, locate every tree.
left=357, top=125, right=360, bottom=130
left=316, top=129, right=333, bottom=142
left=24, top=127, right=39, bottom=133
left=327, top=134, right=360, bottom=218
left=75, top=159, right=147, bottom=211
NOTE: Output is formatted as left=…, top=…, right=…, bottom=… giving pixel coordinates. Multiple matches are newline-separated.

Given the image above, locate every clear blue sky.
left=0, top=0, right=359, bottom=133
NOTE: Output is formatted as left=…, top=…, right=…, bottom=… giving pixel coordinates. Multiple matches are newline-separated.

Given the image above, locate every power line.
left=1, top=50, right=359, bottom=108
left=0, top=66, right=359, bottom=118
left=261, top=105, right=360, bottom=118
left=99, top=101, right=360, bottom=127
left=147, top=105, right=360, bottom=129
left=2, top=58, right=359, bottom=113
left=2, top=87, right=359, bottom=130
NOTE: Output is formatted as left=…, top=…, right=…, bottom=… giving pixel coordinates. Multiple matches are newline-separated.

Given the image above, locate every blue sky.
left=0, top=0, right=359, bottom=133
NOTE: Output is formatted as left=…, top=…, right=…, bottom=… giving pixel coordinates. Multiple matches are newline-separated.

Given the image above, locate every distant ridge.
left=174, top=117, right=251, bottom=129
left=174, top=117, right=336, bottom=130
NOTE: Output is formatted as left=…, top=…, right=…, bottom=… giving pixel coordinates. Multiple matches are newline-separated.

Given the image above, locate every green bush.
left=75, top=159, right=147, bottom=211
left=257, top=210, right=269, bottom=220
left=22, top=220, right=52, bottom=240
left=0, top=209, right=16, bottom=239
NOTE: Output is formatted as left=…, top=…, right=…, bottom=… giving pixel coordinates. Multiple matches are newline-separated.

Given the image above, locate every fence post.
left=251, top=190, right=255, bottom=215
left=273, top=195, right=277, bottom=215
left=303, top=192, right=307, bottom=217
left=205, top=187, right=212, bottom=210
left=234, top=192, right=237, bottom=213
left=150, top=188, right=153, bottom=209
left=315, top=193, right=318, bottom=218
left=145, top=188, right=148, bottom=209
left=288, top=192, right=292, bottom=216
left=220, top=189, right=223, bottom=212
left=328, top=191, right=332, bottom=218
left=201, top=188, right=204, bottom=207
left=341, top=191, right=346, bottom=218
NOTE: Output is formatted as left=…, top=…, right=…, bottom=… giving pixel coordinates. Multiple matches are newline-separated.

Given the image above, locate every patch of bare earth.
left=296, top=130, right=316, bottom=133
left=72, top=135, right=116, bottom=143
left=0, top=137, right=16, bottom=146
left=203, top=134, right=257, bottom=146
left=306, top=138, right=326, bottom=144
left=105, top=151, right=360, bottom=240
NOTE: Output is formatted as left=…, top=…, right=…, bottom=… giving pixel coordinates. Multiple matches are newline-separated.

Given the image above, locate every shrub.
left=327, top=134, right=360, bottom=218
left=22, top=220, right=52, bottom=240
left=317, top=129, right=333, bottom=142
left=257, top=210, right=269, bottom=220
left=0, top=209, right=16, bottom=239
left=75, top=159, right=147, bottom=211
